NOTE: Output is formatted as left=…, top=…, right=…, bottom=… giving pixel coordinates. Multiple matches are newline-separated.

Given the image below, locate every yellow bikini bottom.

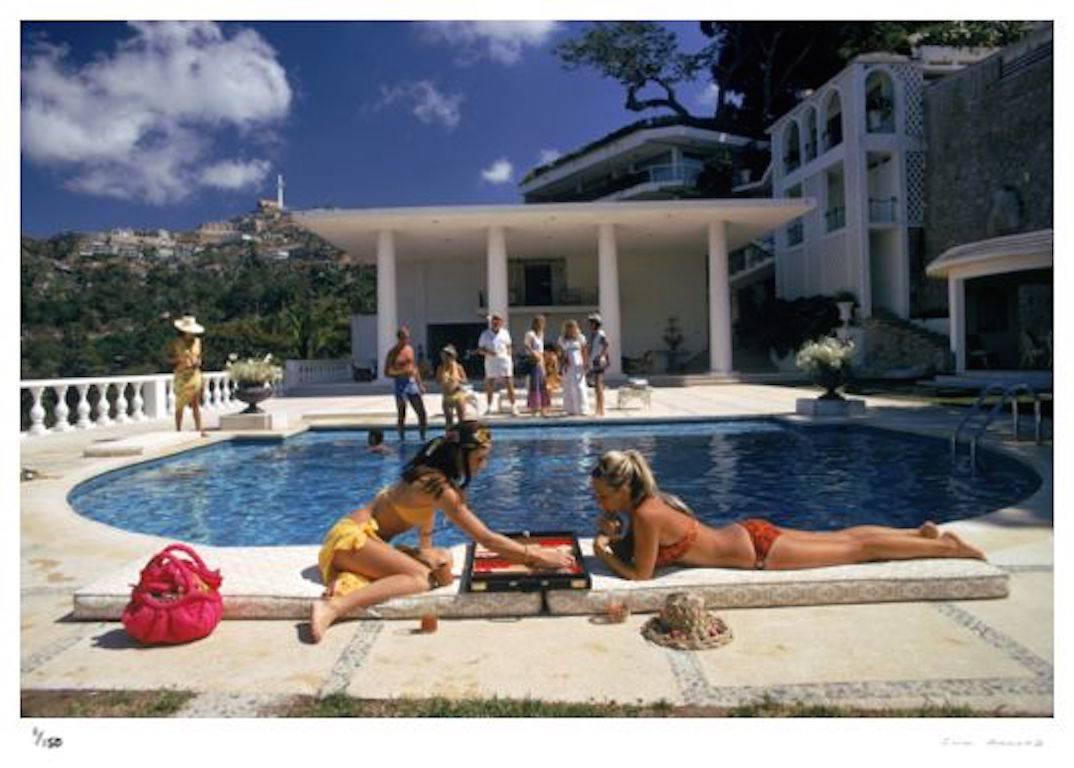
left=318, top=514, right=380, bottom=597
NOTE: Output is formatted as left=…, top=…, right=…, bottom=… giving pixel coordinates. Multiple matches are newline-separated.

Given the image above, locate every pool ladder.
left=950, top=383, right=1042, bottom=472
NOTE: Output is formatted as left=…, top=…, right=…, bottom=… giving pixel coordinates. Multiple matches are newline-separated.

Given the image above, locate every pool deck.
left=20, top=383, right=1054, bottom=716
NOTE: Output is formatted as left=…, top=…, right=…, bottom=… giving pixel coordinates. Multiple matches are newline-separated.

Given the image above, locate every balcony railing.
left=869, top=197, right=898, bottom=223
left=824, top=206, right=847, bottom=232
left=786, top=219, right=804, bottom=246
left=507, top=287, right=599, bottom=307
left=20, top=371, right=239, bottom=437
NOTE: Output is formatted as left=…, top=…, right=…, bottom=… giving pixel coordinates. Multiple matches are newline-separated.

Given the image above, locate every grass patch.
left=21, top=690, right=1027, bottom=718
left=276, top=694, right=1007, bottom=718
left=21, top=689, right=195, bottom=718
left=282, top=694, right=676, bottom=717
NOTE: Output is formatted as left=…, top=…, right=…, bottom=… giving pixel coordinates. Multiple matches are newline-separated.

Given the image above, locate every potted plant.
left=226, top=353, right=283, bottom=414
left=795, top=336, right=855, bottom=400
left=833, top=290, right=857, bottom=324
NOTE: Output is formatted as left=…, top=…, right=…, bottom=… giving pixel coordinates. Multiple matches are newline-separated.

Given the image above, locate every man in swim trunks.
left=385, top=326, right=427, bottom=441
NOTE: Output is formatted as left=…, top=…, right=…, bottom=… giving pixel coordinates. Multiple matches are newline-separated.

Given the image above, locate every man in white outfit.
left=478, top=312, right=518, bottom=415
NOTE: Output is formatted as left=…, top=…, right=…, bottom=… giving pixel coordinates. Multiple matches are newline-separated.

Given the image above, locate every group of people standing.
left=385, top=312, right=613, bottom=438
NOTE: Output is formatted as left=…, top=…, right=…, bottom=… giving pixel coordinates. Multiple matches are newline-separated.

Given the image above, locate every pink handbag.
left=121, top=543, right=223, bottom=645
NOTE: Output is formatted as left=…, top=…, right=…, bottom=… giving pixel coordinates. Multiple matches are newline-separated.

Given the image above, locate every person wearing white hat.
left=168, top=315, right=205, bottom=433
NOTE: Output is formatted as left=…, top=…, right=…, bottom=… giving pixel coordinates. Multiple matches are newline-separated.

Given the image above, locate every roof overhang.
left=292, top=199, right=815, bottom=262
left=926, top=229, right=1053, bottom=281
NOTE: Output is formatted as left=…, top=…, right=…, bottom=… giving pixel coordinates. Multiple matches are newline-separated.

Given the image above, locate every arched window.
left=804, top=107, right=818, bottom=161
left=822, top=91, right=843, bottom=151
left=865, top=70, right=896, bottom=133
left=783, top=121, right=801, bottom=173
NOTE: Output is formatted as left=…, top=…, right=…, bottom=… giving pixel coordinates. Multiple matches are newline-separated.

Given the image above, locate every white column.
left=948, top=277, right=966, bottom=373
left=708, top=221, right=733, bottom=374
left=53, top=385, right=73, bottom=432
left=28, top=386, right=48, bottom=436
left=597, top=223, right=623, bottom=377
left=376, top=230, right=398, bottom=383
left=75, top=384, right=94, bottom=429
left=487, top=226, right=509, bottom=322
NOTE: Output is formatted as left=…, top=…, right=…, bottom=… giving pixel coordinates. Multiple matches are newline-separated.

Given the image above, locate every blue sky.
left=20, top=20, right=719, bottom=237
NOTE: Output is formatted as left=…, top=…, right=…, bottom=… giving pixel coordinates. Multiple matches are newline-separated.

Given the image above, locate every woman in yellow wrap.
left=311, top=420, right=576, bottom=642
left=168, top=315, right=204, bottom=433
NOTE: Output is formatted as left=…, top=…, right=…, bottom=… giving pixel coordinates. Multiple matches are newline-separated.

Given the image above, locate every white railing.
left=283, top=358, right=352, bottom=392
left=20, top=371, right=239, bottom=438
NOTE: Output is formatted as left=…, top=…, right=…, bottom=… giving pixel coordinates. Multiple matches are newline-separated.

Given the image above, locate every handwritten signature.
left=941, top=737, right=1044, bottom=748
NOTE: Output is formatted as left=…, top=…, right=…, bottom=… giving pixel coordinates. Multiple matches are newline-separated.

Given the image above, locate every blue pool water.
left=69, top=421, right=1041, bottom=547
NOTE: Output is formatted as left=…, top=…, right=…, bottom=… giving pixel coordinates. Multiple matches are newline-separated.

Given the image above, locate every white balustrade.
left=95, top=384, right=112, bottom=428
left=114, top=385, right=130, bottom=424
left=20, top=371, right=239, bottom=438
left=75, top=384, right=94, bottom=430
left=28, top=386, right=47, bottom=436
left=53, top=385, right=73, bottom=432
left=283, top=358, right=351, bottom=393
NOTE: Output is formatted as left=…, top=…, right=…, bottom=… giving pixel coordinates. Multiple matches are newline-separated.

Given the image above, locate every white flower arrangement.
left=795, top=336, right=855, bottom=373
left=226, top=353, right=283, bottom=385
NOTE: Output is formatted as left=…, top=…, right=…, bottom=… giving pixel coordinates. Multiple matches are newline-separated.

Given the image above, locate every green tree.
left=554, top=21, right=1033, bottom=138
left=555, top=22, right=717, bottom=124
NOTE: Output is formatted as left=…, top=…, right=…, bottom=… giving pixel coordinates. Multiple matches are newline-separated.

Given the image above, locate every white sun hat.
left=173, top=315, right=205, bottom=335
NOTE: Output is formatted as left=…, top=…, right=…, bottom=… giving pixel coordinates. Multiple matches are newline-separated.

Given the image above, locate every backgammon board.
left=461, top=531, right=591, bottom=593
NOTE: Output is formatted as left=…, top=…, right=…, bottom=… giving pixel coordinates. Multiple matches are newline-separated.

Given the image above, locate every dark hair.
left=367, top=428, right=384, bottom=446
left=401, top=421, right=493, bottom=498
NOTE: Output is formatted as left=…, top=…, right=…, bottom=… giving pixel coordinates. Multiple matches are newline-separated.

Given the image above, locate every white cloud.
left=21, top=22, right=291, bottom=203
left=201, top=159, right=272, bottom=190
left=538, top=148, right=561, bottom=166
left=696, top=83, right=720, bottom=110
left=481, top=158, right=513, bottom=184
left=376, top=80, right=463, bottom=129
left=421, top=21, right=559, bottom=65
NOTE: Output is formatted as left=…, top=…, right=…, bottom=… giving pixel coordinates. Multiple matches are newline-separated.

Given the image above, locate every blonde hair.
left=562, top=319, right=580, bottom=339
left=531, top=314, right=546, bottom=331
left=591, top=450, right=694, bottom=517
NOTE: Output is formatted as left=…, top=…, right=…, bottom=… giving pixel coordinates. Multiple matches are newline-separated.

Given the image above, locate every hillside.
left=20, top=211, right=375, bottom=380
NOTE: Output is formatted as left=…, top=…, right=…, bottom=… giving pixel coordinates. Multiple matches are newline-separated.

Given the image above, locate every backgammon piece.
left=420, top=614, right=438, bottom=633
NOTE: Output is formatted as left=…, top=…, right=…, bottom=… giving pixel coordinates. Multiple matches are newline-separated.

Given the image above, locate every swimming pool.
left=69, top=420, right=1041, bottom=548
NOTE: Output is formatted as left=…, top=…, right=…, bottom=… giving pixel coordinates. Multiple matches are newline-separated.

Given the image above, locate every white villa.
left=768, top=52, right=935, bottom=320
left=292, top=199, right=811, bottom=382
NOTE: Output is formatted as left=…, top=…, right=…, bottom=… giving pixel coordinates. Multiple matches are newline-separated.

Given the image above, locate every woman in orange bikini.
left=310, top=421, right=575, bottom=642
left=589, top=450, right=985, bottom=581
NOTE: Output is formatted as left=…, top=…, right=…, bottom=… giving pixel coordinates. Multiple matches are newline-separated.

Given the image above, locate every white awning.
left=926, top=228, right=1053, bottom=280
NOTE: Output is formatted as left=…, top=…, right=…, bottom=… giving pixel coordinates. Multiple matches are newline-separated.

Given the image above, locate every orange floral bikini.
left=736, top=518, right=783, bottom=569
left=653, top=517, right=784, bottom=570
left=654, top=517, right=700, bottom=567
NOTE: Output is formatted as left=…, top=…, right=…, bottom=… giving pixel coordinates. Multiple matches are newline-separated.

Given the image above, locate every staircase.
left=857, top=311, right=953, bottom=377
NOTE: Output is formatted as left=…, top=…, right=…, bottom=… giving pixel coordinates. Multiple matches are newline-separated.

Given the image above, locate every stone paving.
left=19, top=384, right=1054, bottom=715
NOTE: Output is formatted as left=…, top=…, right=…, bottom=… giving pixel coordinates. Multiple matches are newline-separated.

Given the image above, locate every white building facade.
left=768, top=54, right=929, bottom=319
left=293, top=199, right=811, bottom=381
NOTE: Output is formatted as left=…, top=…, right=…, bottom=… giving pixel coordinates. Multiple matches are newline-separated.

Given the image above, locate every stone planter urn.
left=234, top=381, right=274, bottom=414
left=796, top=365, right=865, bottom=416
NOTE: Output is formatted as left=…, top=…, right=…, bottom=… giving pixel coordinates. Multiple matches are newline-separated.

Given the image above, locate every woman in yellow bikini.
left=589, top=450, right=986, bottom=580
left=311, top=421, right=575, bottom=642
left=168, top=315, right=205, bottom=433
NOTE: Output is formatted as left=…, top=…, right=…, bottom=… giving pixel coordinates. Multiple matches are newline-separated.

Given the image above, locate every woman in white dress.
left=557, top=319, right=589, bottom=416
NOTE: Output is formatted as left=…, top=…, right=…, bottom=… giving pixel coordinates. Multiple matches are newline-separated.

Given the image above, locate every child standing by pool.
left=435, top=345, right=468, bottom=427
left=523, top=315, right=551, bottom=417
